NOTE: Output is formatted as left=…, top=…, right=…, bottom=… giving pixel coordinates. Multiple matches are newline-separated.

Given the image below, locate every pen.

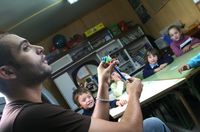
left=114, top=66, right=127, bottom=81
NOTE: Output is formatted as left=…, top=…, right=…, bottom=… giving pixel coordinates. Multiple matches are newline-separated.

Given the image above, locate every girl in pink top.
left=168, top=25, right=200, bottom=57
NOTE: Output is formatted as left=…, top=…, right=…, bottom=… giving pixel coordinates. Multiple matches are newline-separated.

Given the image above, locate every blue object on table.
left=114, top=67, right=127, bottom=81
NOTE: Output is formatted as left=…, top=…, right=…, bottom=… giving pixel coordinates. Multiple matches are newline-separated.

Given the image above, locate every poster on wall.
left=128, top=0, right=140, bottom=9
left=135, top=5, right=151, bottom=24
left=128, top=0, right=151, bottom=24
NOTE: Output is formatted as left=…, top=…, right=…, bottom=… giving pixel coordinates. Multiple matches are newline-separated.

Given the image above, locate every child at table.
left=143, top=49, right=174, bottom=78
left=168, top=25, right=200, bottom=57
left=72, top=88, right=127, bottom=118
left=110, top=71, right=131, bottom=98
left=178, top=53, right=200, bottom=73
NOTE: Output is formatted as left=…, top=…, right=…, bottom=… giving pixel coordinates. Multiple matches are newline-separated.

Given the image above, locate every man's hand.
left=126, top=78, right=143, bottom=99
left=97, top=60, right=118, bottom=88
left=178, top=64, right=190, bottom=74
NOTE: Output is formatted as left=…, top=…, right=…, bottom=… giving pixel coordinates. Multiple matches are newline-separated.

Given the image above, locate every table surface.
left=109, top=46, right=200, bottom=118
left=109, top=78, right=185, bottom=118
left=144, top=46, right=200, bottom=81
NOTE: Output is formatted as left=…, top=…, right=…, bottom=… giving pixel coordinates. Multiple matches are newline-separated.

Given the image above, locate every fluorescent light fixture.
left=193, top=0, right=200, bottom=4
left=67, top=0, right=79, bottom=4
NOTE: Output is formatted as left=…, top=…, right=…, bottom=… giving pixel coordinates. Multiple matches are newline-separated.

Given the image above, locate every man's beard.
left=17, top=64, right=52, bottom=87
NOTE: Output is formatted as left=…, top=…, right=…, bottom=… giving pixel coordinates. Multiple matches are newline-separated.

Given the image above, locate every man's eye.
left=23, top=45, right=30, bottom=51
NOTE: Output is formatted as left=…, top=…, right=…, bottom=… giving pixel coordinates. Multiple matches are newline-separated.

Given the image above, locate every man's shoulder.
left=18, top=102, right=70, bottom=118
left=14, top=101, right=91, bottom=132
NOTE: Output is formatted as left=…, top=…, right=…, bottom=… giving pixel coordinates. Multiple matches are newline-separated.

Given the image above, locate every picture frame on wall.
left=128, top=0, right=140, bottom=9
left=136, top=5, right=151, bottom=24
left=128, top=0, right=151, bottom=24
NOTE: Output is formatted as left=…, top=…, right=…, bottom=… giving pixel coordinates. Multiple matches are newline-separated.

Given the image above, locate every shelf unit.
left=95, top=25, right=153, bottom=76
left=50, top=24, right=154, bottom=110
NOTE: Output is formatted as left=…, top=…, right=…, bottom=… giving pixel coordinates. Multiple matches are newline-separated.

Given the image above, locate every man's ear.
left=0, top=66, right=16, bottom=80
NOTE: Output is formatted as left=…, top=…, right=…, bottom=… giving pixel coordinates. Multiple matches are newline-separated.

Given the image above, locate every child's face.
left=78, top=92, right=95, bottom=109
left=168, top=28, right=182, bottom=41
left=147, top=54, right=158, bottom=64
left=111, top=72, right=121, bottom=81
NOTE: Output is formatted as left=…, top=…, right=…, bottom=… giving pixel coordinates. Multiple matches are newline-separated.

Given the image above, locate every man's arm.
left=89, top=78, right=143, bottom=132
left=90, top=60, right=143, bottom=132
left=92, top=81, right=110, bottom=120
left=120, top=78, right=143, bottom=131
left=92, top=62, right=113, bottom=120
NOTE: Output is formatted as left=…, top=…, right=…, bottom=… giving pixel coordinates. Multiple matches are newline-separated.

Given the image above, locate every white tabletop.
left=109, top=78, right=185, bottom=118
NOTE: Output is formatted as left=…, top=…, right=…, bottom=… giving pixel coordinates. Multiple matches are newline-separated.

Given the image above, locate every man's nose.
left=35, top=45, right=44, bottom=54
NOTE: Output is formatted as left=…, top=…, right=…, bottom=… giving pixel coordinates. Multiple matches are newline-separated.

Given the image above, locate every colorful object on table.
left=101, top=56, right=127, bottom=81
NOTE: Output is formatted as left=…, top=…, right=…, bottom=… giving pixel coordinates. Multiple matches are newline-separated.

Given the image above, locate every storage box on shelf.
left=69, top=40, right=93, bottom=62
left=118, top=25, right=145, bottom=46
left=87, top=28, right=113, bottom=50
left=96, top=39, right=123, bottom=59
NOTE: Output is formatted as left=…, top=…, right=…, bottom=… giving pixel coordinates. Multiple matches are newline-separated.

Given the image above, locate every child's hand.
left=191, top=43, right=200, bottom=49
left=154, top=67, right=161, bottom=72
left=182, top=45, right=191, bottom=53
left=116, top=99, right=127, bottom=107
left=159, top=63, right=167, bottom=70
left=178, top=64, right=190, bottom=74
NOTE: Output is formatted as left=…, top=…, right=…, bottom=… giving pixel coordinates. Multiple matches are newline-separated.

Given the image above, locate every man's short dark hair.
left=0, top=33, right=20, bottom=68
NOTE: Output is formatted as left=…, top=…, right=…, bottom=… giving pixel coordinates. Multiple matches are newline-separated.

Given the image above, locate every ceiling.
left=0, top=0, right=110, bottom=43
